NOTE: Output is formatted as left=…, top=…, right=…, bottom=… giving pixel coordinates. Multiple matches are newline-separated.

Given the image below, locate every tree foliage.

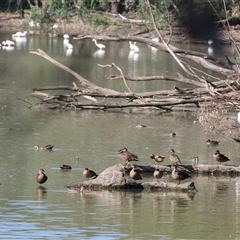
left=1, top=0, right=240, bottom=36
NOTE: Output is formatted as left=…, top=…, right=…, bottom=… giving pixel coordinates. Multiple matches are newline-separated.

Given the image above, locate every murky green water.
left=0, top=30, right=239, bottom=239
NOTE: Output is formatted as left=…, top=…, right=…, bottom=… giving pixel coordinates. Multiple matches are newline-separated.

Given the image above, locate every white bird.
left=63, top=34, right=69, bottom=39
left=129, top=41, right=139, bottom=52
left=67, top=43, right=73, bottom=49
left=151, top=36, right=161, bottom=42
left=237, top=112, right=240, bottom=123
left=52, top=24, right=58, bottom=29
left=2, top=40, right=15, bottom=46
left=12, top=31, right=28, bottom=37
left=63, top=39, right=69, bottom=45
left=29, top=21, right=35, bottom=28
left=208, top=39, right=213, bottom=55
left=92, top=39, right=105, bottom=50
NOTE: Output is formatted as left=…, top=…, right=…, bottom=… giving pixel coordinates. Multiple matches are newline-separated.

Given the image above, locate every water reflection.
left=92, top=49, right=105, bottom=59
left=128, top=50, right=139, bottom=61
left=66, top=48, right=73, bottom=57
left=36, top=186, right=47, bottom=200
left=2, top=46, right=14, bottom=51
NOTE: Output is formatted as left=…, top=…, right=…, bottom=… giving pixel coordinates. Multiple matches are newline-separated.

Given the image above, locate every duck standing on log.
left=169, top=149, right=182, bottom=165
left=153, top=168, right=163, bottom=182
left=118, top=147, right=139, bottom=165
left=171, top=165, right=191, bottom=184
left=213, top=150, right=230, bottom=165
left=83, top=168, right=98, bottom=179
left=129, top=166, right=142, bottom=181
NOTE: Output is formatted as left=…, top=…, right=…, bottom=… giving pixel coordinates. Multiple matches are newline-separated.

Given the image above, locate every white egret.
left=237, top=112, right=240, bottom=123
left=2, top=40, right=15, bottom=46
left=92, top=39, right=105, bottom=50
left=63, top=39, right=69, bottom=45
left=129, top=41, right=139, bottom=52
left=151, top=36, right=161, bottom=42
left=63, top=34, right=70, bottom=39
left=52, top=24, right=58, bottom=29
left=12, top=31, right=28, bottom=37
left=67, top=43, right=73, bottom=49
left=208, top=39, right=213, bottom=55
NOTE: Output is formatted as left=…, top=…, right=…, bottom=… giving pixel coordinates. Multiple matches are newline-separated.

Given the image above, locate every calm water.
left=0, top=30, right=240, bottom=239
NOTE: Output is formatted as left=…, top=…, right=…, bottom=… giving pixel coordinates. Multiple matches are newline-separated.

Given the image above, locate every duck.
left=83, top=168, right=98, bottom=179
left=36, top=169, right=48, bottom=184
left=34, top=145, right=54, bottom=150
left=118, top=147, right=139, bottom=164
left=60, top=164, right=72, bottom=170
left=150, top=154, right=165, bottom=164
left=153, top=168, right=163, bottom=181
left=169, top=149, right=181, bottom=165
left=129, top=166, right=142, bottom=180
left=171, top=165, right=191, bottom=184
left=206, top=139, right=219, bottom=145
left=169, top=131, right=176, bottom=137
left=135, top=124, right=147, bottom=128
left=213, top=150, right=230, bottom=164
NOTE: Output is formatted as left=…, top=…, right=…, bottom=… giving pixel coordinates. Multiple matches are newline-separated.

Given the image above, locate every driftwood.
left=26, top=26, right=240, bottom=113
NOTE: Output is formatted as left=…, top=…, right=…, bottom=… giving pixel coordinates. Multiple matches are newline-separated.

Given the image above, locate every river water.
left=0, top=30, right=240, bottom=239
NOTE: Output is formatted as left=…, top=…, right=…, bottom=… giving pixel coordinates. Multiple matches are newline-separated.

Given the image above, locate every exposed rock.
left=66, top=164, right=197, bottom=193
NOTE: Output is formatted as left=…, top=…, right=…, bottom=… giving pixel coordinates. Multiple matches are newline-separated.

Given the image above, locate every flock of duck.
left=35, top=133, right=229, bottom=187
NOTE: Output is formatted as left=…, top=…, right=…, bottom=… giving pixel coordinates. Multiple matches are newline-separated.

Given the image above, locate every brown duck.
left=171, top=165, right=191, bottom=184
left=169, top=132, right=176, bottom=137
left=60, top=164, right=72, bottom=170
left=206, top=139, right=219, bottom=146
left=36, top=169, right=48, bottom=184
left=129, top=166, right=142, bottom=180
left=153, top=168, right=163, bottom=181
left=213, top=150, right=230, bottom=164
left=83, top=168, right=98, bottom=179
left=150, top=154, right=165, bottom=164
left=136, top=124, right=147, bottom=128
left=169, top=149, right=181, bottom=165
left=35, top=145, right=54, bottom=150
left=118, top=147, right=139, bottom=164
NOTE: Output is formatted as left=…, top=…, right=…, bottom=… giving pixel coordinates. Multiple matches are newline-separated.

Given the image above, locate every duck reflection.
left=36, top=186, right=47, bottom=200
left=213, top=180, right=229, bottom=197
